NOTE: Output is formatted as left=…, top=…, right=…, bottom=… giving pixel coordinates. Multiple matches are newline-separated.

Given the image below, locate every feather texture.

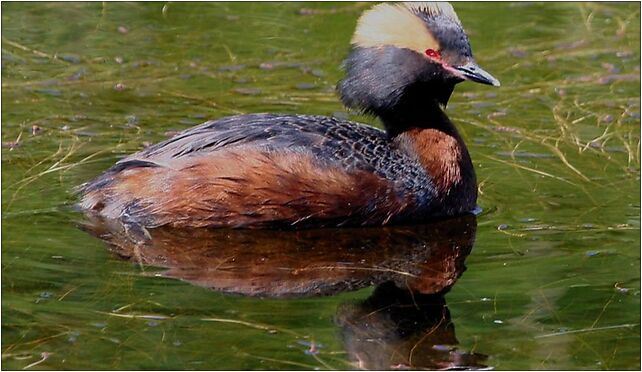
left=79, top=114, right=450, bottom=228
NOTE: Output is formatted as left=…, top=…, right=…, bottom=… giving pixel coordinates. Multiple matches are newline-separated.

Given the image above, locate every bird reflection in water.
left=81, top=214, right=488, bottom=370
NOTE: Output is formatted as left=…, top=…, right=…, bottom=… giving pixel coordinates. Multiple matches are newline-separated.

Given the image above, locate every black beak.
left=453, top=62, right=500, bottom=87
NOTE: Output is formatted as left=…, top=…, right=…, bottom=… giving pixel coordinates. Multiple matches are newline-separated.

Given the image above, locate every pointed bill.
left=453, top=62, right=500, bottom=87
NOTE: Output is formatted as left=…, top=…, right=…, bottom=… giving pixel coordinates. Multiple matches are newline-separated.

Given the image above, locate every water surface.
left=2, top=2, right=640, bottom=370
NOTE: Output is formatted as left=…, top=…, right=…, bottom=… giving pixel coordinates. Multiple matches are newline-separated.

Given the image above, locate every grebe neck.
left=386, top=96, right=477, bottom=213
left=378, top=81, right=456, bottom=138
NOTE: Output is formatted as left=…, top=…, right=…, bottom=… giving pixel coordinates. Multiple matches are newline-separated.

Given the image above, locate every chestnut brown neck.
left=389, top=102, right=477, bottom=214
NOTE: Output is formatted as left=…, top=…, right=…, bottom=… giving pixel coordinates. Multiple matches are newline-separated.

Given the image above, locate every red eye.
left=425, top=49, right=441, bottom=60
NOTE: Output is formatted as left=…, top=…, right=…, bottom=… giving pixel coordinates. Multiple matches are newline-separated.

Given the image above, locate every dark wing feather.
left=117, top=114, right=431, bottom=191
left=79, top=113, right=440, bottom=227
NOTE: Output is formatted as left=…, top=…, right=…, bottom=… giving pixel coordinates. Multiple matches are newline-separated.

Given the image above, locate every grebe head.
left=339, top=2, right=499, bottom=118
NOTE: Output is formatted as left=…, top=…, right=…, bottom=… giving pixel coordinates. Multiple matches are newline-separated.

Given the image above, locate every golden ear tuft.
left=351, top=2, right=440, bottom=52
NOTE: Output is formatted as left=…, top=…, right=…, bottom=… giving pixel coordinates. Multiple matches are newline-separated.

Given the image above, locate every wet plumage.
left=79, top=2, right=499, bottom=229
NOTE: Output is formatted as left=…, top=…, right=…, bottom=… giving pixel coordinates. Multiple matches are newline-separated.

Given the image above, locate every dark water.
left=2, top=2, right=640, bottom=370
